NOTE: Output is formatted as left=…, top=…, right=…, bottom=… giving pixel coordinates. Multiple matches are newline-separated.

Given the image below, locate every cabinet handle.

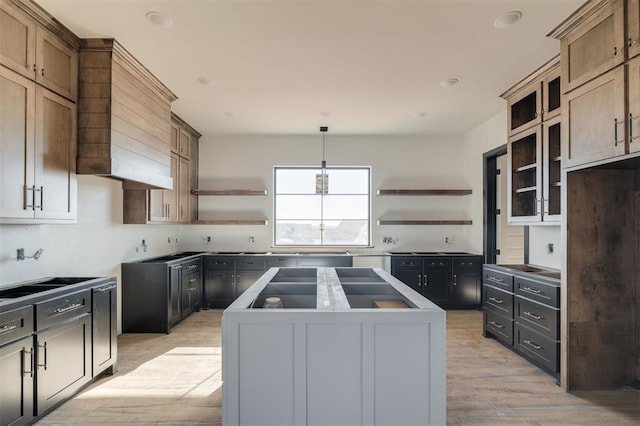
left=614, top=118, right=625, bottom=146
left=630, top=114, right=640, bottom=142
left=34, top=186, right=43, bottom=210
left=630, top=38, right=639, bottom=48
left=453, top=274, right=457, bottom=286
left=488, top=321, right=504, bottom=329
left=523, top=339, right=543, bottom=350
left=488, top=297, right=503, bottom=304
left=188, top=264, right=197, bottom=270
left=0, top=324, right=17, bottom=334
left=614, top=46, right=619, bottom=56
left=521, top=286, right=542, bottom=294
left=188, top=278, right=197, bottom=283
left=96, top=285, right=116, bottom=292
left=523, top=311, right=543, bottom=320
left=488, top=276, right=504, bottom=283
left=417, top=274, right=422, bottom=287
left=38, top=342, right=47, bottom=369
left=24, top=185, right=34, bottom=209
left=423, top=275, right=427, bottom=287
left=54, top=303, right=83, bottom=314
left=23, top=348, right=34, bottom=377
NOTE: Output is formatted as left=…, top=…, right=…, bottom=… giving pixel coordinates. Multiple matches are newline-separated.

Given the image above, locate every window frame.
left=273, top=166, right=372, bottom=247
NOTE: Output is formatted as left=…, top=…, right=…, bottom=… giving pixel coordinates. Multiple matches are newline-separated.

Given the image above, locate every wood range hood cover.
left=77, top=38, right=177, bottom=190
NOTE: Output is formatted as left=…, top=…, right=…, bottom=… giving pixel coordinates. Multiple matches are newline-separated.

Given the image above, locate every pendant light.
left=320, top=126, right=328, bottom=169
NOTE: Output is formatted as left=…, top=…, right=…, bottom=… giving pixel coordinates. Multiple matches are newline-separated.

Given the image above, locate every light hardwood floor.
left=37, top=310, right=639, bottom=425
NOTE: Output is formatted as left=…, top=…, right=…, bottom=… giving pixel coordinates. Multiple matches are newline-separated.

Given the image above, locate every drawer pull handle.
left=188, top=278, right=197, bottom=283
left=23, top=348, right=34, bottom=377
left=417, top=274, right=422, bottom=287
left=0, top=324, right=18, bottom=334
left=54, top=303, right=83, bottom=314
left=523, top=339, right=542, bottom=350
left=489, top=321, right=504, bottom=329
left=523, top=311, right=543, bottom=320
left=188, top=265, right=198, bottom=270
left=38, top=343, right=47, bottom=369
left=522, top=287, right=542, bottom=295
left=488, top=276, right=504, bottom=283
left=96, top=285, right=116, bottom=292
left=488, top=297, right=503, bottom=304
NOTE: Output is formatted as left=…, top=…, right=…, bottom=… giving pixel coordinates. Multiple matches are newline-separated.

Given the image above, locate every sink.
left=33, top=277, right=95, bottom=285
left=271, top=268, right=317, bottom=282
left=251, top=283, right=317, bottom=309
left=0, top=284, right=65, bottom=298
left=335, top=268, right=385, bottom=283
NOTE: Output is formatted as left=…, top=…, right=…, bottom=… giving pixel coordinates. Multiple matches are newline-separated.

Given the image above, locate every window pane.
left=325, top=169, right=369, bottom=194
left=275, top=168, right=322, bottom=194
left=275, top=220, right=322, bottom=245
left=322, top=195, right=369, bottom=220
left=276, top=195, right=322, bottom=219
left=322, top=220, right=369, bottom=245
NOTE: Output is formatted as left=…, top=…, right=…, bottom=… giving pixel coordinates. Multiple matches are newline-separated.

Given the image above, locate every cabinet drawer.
left=181, top=259, right=201, bottom=274
left=35, top=289, right=91, bottom=331
left=424, top=258, right=451, bottom=268
left=483, top=310, right=513, bottom=346
left=236, top=256, right=266, bottom=270
left=515, top=296, right=559, bottom=339
left=0, top=305, right=34, bottom=346
left=483, top=267, right=514, bottom=292
left=515, top=276, right=559, bottom=308
left=204, top=256, right=235, bottom=269
left=268, top=257, right=296, bottom=268
left=483, top=285, right=514, bottom=318
left=514, top=323, right=559, bottom=373
left=391, top=257, right=421, bottom=270
left=453, top=257, right=481, bottom=269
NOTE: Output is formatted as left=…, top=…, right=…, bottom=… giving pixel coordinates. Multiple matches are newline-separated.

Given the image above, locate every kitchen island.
left=222, top=267, right=445, bottom=426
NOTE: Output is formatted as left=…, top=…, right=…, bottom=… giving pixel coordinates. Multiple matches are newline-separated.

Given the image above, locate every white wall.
left=528, top=225, right=561, bottom=269
left=181, top=134, right=477, bottom=255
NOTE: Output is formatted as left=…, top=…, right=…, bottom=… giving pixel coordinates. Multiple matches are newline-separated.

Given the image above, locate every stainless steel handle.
left=25, top=185, right=34, bottom=209
left=23, top=348, right=34, bottom=377
left=0, top=324, right=18, bottom=334
left=187, top=264, right=197, bottom=270
left=96, top=285, right=116, bottom=292
left=34, top=186, right=42, bottom=210
left=188, top=278, right=197, bottom=284
left=167, top=204, right=170, bottom=217
left=630, top=114, right=640, bottom=142
left=489, top=321, right=504, bottom=329
left=423, top=275, right=427, bottom=287
left=488, top=276, right=504, bottom=283
left=523, top=311, right=543, bottom=320
left=523, top=339, right=542, bottom=350
left=38, top=342, right=47, bottom=369
left=417, top=274, right=422, bottom=287
left=453, top=274, right=457, bottom=286
left=54, top=303, right=83, bottom=314
left=488, top=297, right=503, bottom=304
left=521, top=287, right=542, bottom=295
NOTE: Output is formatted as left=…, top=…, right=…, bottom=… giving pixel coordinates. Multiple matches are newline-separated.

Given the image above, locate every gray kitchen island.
left=222, top=267, right=446, bottom=426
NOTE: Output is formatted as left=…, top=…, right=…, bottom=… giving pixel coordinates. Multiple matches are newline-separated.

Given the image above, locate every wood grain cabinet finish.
left=628, top=0, right=640, bottom=59
left=507, top=80, right=542, bottom=136
left=562, top=65, right=626, bottom=168
left=0, top=0, right=78, bottom=101
left=555, top=0, right=625, bottom=94
left=625, top=55, right=640, bottom=153
left=77, top=39, right=176, bottom=189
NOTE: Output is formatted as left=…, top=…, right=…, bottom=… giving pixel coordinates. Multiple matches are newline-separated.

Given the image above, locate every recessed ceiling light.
left=493, top=11, right=523, bottom=29
left=440, top=78, right=459, bottom=87
left=197, top=76, right=215, bottom=86
left=145, top=11, right=173, bottom=29
left=224, top=112, right=238, bottom=118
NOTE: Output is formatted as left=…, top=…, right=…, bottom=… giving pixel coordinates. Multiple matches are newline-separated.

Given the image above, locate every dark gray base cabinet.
left=92, top=282, right=118, bottom=377
left=0, top=335, right=34, bottom=426
left=390, top=255, right=482, bottom=309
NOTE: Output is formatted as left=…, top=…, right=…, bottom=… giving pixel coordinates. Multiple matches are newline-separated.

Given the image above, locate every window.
left=274, top=167, right=370, bottom=246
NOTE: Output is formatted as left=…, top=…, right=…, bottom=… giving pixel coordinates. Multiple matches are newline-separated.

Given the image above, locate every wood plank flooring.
left=37, top=310, right=639, bottom=425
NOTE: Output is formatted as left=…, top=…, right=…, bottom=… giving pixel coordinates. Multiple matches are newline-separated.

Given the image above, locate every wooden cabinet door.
left=507, top=81, right=542, bottom=136
left=561, top=0, right=624, bottom=93
left=179, top=128, right=191, bottom=158
left=35, top=315, right=91, bottom=415
left=423, top=267, right=451, bottom=306
left=542, top=116, right=562, bottom=222
left=148, top=190, right=165, bottom=222
left=91, top=283, right=117, bottom=377
left=508, top=125, right=542, bottom=223
left=562, top=65, right=626, bottom=168
left=170, top=123, right=179, bottom=154
left=165, top=152, right=179, bottom=222
left=0, top=336, right=34, bottom=426
left=34, top=87, right=77, bottom=221
left=628, top=0, right=640, bottom=59
left=35, top=27, right=78, bottom=101
left=204, top=269, right=235, bottom=308
left=0, top=66, right=35, bottom=220
left=542, top=68, right=561, bottom=121
left=178, top=156, right=190, bottom=222
left=0, top=1, right=36, bottom=80
left=626, top=55, right=640, bottom=153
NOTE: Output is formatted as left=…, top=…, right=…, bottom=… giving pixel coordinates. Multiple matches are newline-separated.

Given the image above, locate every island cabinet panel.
left=560, top=0, right=624, bottom=94
left=77, top=39, right=176, bottom=189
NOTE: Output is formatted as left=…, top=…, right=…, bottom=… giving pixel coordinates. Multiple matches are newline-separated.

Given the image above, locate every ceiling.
left=36, top=0, right=585, bottom=137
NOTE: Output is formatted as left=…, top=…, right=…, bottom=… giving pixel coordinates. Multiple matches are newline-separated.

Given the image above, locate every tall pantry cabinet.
left=0, top=0, right=78, bottom=223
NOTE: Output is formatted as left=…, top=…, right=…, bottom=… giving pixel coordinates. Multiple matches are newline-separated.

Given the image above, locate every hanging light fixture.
left=320, top=126, right=328, bottom=169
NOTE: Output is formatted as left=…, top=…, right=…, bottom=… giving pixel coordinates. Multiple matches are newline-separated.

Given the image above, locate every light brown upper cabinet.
left=627, top=0, right=640, bottom=59
left=0, top=66, right=76, bottom=223
left=626, top=55, right=640, bottom=154
left=562, top=65, right=626, bottom=168
left=502, top=56, right=562, bottom=224
left=552, top=0, right=625, bottom=94
left=0, top=0, right=78, bottom=101
left=178, top=156, right=190, bottom=222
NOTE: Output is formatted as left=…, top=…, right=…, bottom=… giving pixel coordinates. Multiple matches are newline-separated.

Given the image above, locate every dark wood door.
left=35, top=314, right=91, bottom=415
left=0, top=2, right=36, bottom=80
left=181, top=272, right=199, bottom=317
left=204, top=269, right=235, bottom=308
left=452, top=269, right=480, bottom=307
left=169, top=266, right=181, bottom=326
left=0, top=336, right=34, bottom=426
left=236, top=269, right=265, bottom=298
left=92, top=283, right=117, bottom=377
left=423, top=268, right=451, bottom=305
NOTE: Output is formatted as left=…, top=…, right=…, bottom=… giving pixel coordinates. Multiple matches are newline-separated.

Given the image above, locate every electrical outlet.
left=249, top=236, right=255, bottom=243
left=17, top=248, right=24, bottom=261
left=168, top=237, right=171, bottom=243
left=547, top=243, right=554, bottom=254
